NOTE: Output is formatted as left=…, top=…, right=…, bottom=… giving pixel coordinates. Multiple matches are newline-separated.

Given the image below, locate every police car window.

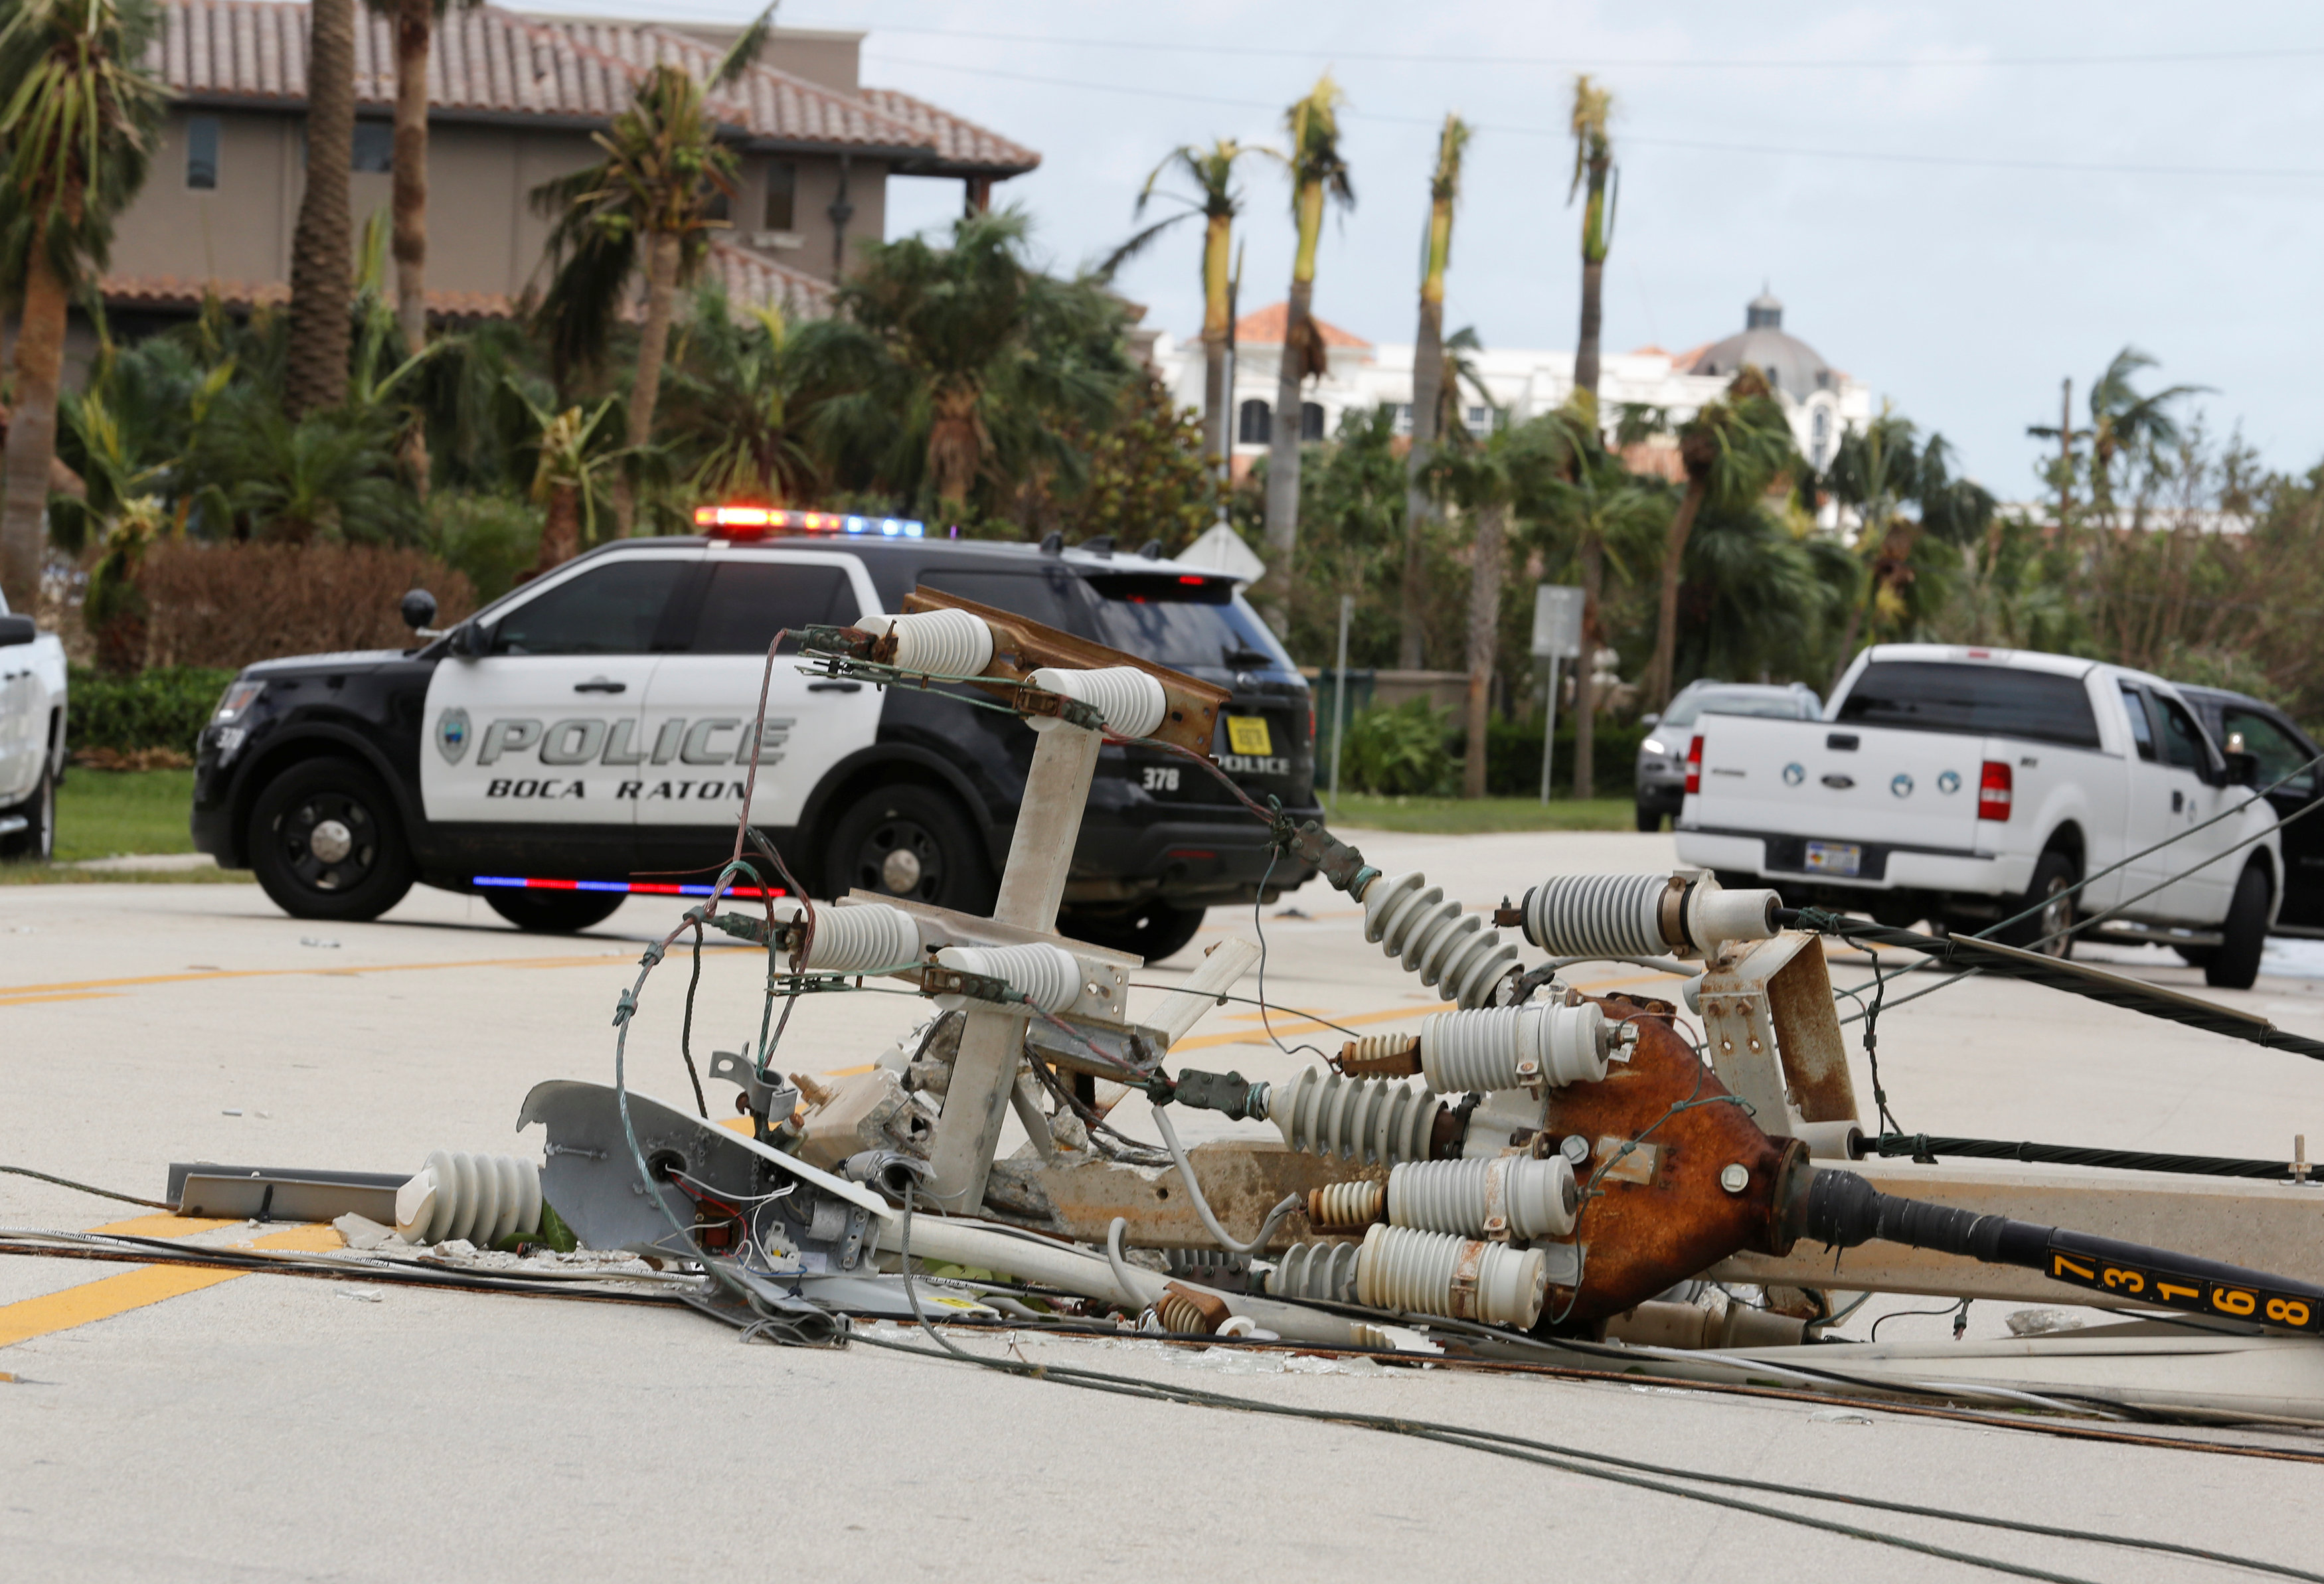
left=1835, top=662, right=2101, bottom=749
left=2119, top=682, right=2156, bottom=761
left=2222, top=708, right=2313, bottom=795
left=1082, top=573, right=1291, bottom=673
left=917, top=568, right=1084, bottom=634
left=691, top=562, right=855, bottom=655
left=2153, top=694, right=2206, bottom=772
left=491, top=561, right=689, bottom=655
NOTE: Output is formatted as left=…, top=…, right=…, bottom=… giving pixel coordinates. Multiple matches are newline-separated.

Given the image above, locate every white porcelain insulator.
left=1355, top=1223, right=1548, bottom=1329
left=1265, top=1239, right=1361, bottom=1305
left=395, top=1150, right=542, bottom=1246
left=770, top=899, right=922, bottom=974
left=1270, top=1067, right=1442, bottom=1168
left=1521, top=872, right=1671, bottom=959
left=1419, top=1002, right=1610, bottom=1092
left=934, top=943, right=1081, bottom=1013
left=1361, top=870, right=1521, bottom=1009
left=1386, top=1155, right=1578, bottom=1240
left=1025, top=665, right=1168, bottom=738
left=861, top=608, right=995, bottom=678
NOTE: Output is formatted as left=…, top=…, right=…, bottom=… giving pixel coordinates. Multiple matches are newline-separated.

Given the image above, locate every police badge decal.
left=436, top=706, right=472, bottom=764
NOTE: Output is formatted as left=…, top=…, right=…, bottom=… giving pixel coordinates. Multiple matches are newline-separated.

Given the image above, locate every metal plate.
left=1804, top=839, right=1862, bottom=877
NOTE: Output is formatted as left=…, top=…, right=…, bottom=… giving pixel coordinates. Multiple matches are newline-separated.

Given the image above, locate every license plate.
left=1226, top=715, right=1274, bottom=755
left=1805, top=840, right=1862, bottom=877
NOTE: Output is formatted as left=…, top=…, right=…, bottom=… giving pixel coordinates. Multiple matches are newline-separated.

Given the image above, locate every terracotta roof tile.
left=855, top=86, right=1038, bottom=174
left=705, top=242, right=835, bottom=322
left=1231, top=301, right=1369, bottom=349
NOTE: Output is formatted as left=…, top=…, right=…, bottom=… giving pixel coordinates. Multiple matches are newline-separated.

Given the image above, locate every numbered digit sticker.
left=2046, top=1248, right=2324, bottom=1334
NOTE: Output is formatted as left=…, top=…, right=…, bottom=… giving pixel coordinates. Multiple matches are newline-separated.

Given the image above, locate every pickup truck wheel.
left=247, top=758, right=414, bottom=921
left=827, top=784, right=995, bottom=914
left=0, top=763, right=55, bottom=862
left=1997, top=849, right=2077, bottom=959
left=2206, top=866, right=2271, bottom=990
left=483, top=888, right=627, bottom=933
left=1060, top=901, right=1208, bottom=964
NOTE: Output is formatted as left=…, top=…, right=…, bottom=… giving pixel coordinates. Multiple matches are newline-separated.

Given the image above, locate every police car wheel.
left=827, top=785, right=993, bottom=913
left=1060, top=901, right=1207, bottom=964
left=248, top=758, right=414, bottom=921
left=481, top=888, right=626, bottom=934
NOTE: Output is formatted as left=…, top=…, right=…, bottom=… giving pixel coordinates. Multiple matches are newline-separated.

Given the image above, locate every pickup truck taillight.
left=1978, top=759, right=2013, bottom=821
left=1685, top=735, right=1704, bottom=795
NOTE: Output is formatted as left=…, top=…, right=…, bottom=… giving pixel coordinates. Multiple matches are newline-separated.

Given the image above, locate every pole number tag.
left=2045, top=1248, right=2322, bottom=1334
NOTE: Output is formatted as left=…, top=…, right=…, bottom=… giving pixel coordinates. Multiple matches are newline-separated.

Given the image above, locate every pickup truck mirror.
left=0, top=613, right=34, bottom=647
left=451, top=619, right=493, bottom=659
left=400, top=588, right=439, bottom=632
left=2223, top=750, right=2261, bottom=788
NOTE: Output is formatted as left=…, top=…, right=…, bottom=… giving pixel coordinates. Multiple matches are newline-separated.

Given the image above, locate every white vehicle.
left=1675, top=644, right=2280, bottom=988
left=0, top=594, right=68, bottom=861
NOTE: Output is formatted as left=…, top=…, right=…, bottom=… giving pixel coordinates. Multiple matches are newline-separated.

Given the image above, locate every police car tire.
left=1060, top=901, right=1207, bottom=964
left=248, top=757, right=414, bottom=921
left=826, top=783, right=995, bottom=913
left=481, top=888, right=627, bottom=934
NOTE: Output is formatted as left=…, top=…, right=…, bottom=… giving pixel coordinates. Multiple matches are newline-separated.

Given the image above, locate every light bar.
left=693, top=505, right=924, bottom=538
left=473, top=876, right=786, bottom=899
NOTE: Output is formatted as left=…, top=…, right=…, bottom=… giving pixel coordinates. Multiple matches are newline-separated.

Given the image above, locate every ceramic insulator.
left=395, top=1151, right=542, bottom=1246
left=859, top=608, right=995, bottom=678
left=1025, top=665, right=1167, bottom=738
left=1338, top=1033, right=1422, bottom=1077
left=1153, top=1285, right=1229, bottom=1335
left=933, top=943, right=1080, bottom=1013
left=772, top=900, right=922, bottom=974
left=1265, top=1239, right=1361, bottom=1305
left=1306, top=1179, right=1386, bottom=1229
left=1386, top=1155, right=1578, bottom=1240
left=1361, top=870, right=1521, bottom=1009
left=1355, top=1224, right=1548, bottom=1329
left=1270, top=1068, right=1443, bottom=1168
left=1521, top=873, right=1671, bottom=959
left=1419, top=1002, right=1610, bottom=1092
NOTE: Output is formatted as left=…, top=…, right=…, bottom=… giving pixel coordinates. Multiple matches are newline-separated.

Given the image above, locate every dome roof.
left=1687, top=289, right=1833, bottom=401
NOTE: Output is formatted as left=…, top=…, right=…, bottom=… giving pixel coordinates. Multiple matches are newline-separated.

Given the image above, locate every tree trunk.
left=1401, top=295, right=1443, bottom=669
left=615, top=230, right=682, bottom=535
left=1199, top=210, right=1232, bottom=469
left=1258, top=276, right=1313, bottom=635
left=1201, top=330, right=1228, bottom=470
left=390, top=0, right=430, bottom=358
left=535, top=483, right=580, bottom=572
left=0, top=250, right=69, bottom=612
left=285, top=0, right=356, bottom=419
left=1644, top=475, right=1706, bottom=710
left=1572, top=530, right=1603, bottom=800
left=1575, top=256, right=1605, bottom=399
left=1462, top=499, right=1507, bottom=799
left=1829, top=584, right=1871, bottom=696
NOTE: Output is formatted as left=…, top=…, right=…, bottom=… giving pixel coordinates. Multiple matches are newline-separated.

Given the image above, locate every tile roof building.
left=105, top=3, right=1037, bottom=326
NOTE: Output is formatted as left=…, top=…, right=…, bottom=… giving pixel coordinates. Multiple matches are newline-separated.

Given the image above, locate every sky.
left=552, top=0, right=2324, bottom=499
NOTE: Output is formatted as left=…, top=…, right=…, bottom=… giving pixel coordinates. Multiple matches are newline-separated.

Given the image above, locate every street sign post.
left=1532, top=586, right=1584, bottom=804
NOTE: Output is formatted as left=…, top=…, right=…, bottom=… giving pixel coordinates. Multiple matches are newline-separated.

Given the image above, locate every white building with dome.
left=1148, top=289, right=1875, bottom=487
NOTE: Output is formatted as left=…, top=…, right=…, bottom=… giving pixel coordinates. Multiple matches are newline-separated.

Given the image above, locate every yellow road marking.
left=0, top=1220, right=343, bottom=1350
left=0, top=992, right=125, bottom=1008
left=0, top=951, right=629, bottom=1004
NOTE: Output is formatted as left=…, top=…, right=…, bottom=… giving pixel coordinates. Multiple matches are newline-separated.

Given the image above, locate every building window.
left=1299, top=401, right=1325, bottom=442
left=1237, top=398, right=1271, bottom=445
left=1811, top=406, right=1833, bottom=467
left=763, top=162, right=797, bottom=232
left=186, top=114, right=220, bottom=189
left=1465, top=404, right=1489, bottom=430
left=1392, top=402, right=1412, bottom=436
left=351, top=121, right=393, bottom=173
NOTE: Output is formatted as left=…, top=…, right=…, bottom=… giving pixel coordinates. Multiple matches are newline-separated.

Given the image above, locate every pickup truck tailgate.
left=1689, top=716, right=1987, bottom=866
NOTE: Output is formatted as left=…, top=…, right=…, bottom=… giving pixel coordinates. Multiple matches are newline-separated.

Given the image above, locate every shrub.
left=68, top=665, right=238, bottom=755
left=1479, top=715, right=1653, bottom=799
left=1342, top=699, right=1458, bottom=796
left=426, top=491, right=544, bottom=605
left=133, top=541, right=478, bottom=671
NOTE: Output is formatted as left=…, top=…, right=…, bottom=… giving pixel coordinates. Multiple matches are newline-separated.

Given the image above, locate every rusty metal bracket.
left=1693, top=931, right=1861, bottom=1139
left=920, top=965, right=1015, bottom=1004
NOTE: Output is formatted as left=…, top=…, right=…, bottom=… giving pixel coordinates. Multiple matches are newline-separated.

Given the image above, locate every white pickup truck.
left=1675, top=644, right=2282, bottom=988
left=0, top=594, right=66, bottom=862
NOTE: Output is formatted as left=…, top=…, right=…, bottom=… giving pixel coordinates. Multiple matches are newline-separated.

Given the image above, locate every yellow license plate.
left=1226, top=715, right=1274, bottom=755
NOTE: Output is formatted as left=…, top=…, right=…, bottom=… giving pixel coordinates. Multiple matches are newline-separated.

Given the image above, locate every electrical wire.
left=1147, top=1108, right=1302, bottom=1255
left=0, top=1164, right=173, bottom=1210
left=1869, top=1299, right=1973, bottom=1343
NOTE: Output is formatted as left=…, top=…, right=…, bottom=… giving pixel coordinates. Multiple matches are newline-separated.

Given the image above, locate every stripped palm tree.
left=1400, top=113, right=1469, bottom=669
left=0, top=0, right=165, bottom=611
left=1642, top=368, right=1797, bottom=709
left=1567, top=76, right=1617, bottom=403
left=1103, top=139, right=1280, bottom=469
left=1258, top=72, right=1354, bottom=633
left=356, top=0, right=482, bottom=357
left=285, top=0, right=356, bottom=417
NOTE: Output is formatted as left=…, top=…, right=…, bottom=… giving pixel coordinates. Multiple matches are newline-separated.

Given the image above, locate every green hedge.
left=1483, top=716, right=1652, bottom=799
left=68, top=666, right=237, bottom=755
left=1337, top=699, right=1651, bottom=799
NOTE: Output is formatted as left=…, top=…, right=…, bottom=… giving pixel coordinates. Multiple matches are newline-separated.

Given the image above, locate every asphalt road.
left=6, top=829, right=2324, bottom=1582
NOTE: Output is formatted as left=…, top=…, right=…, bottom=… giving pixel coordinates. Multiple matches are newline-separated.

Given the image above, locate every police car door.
left=633, top=547, right=883, bottom=842
left=421, top=552, right=699, bottom=853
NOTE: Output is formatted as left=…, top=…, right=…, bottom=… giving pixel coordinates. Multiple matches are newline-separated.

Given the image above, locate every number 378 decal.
left=1141, top=766, right=1180, bottom=793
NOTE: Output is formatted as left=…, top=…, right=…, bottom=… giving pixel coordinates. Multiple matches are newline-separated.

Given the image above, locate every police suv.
left=191, top=513, right=1319, bottom=960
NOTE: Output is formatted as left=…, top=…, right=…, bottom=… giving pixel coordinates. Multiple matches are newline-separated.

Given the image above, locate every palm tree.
left=1823, top=406, right=1918, bottom=688
left=1641, top=368, right=1797, bottom=709
left=285, top=0, right=357, bottom=418
left=506, top=385, right=622, bottom=571
left=2084, top=347, right=2207, bottom=521
left=1258, top=72, right=1354, bottom=633
left=661, top=282, right=816, bottom=507
left=1545, top=416, right=1667, bottom=797
left=357, top=0, right=482, bottom=358
left=1400, top=113, right=1469, bottom=670
left=1104, top=139, right=1279, bottom=469
left=531, top=9, right=774, bottom=526
left=1568, top=76, right=1617, bottom=402
left=0, top=0, right=165, bottom=611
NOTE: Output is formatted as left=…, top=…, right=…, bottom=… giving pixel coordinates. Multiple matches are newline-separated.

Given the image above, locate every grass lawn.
left=1321, top=793, right=1638, bottom=834
left=1, top=767, right=252, bottom=884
